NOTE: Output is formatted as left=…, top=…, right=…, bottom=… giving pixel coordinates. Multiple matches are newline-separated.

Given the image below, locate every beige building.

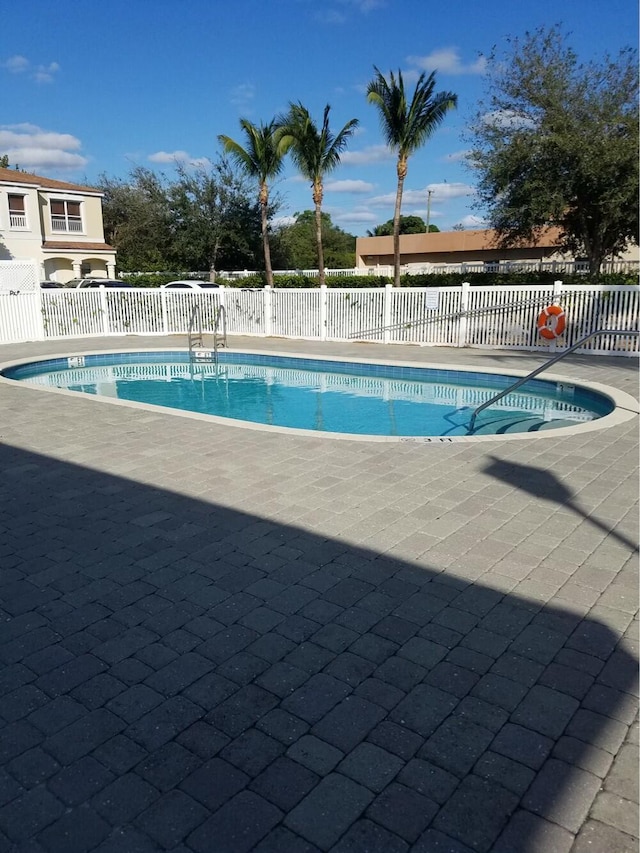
left=355, top=227, right=639, bottom=272
left=0, top=167, right=116, bottom=283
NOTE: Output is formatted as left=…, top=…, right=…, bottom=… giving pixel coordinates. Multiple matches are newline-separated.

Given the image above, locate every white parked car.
left=161, top=280, right=219, bottom=290
left=64, top=278, right=133, bottom=288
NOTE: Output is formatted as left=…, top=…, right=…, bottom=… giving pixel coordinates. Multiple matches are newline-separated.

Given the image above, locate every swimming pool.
left=3, top=349, right=624, bottom=441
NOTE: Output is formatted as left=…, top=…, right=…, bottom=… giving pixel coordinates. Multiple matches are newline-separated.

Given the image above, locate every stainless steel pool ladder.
left=188, top=304, right=204, bottom=355
left=467, top=329, right=639, bottom=434
left=188, top=303, right=227, bottom=363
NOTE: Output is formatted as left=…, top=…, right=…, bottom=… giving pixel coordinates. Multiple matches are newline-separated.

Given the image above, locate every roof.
left=42, top=241, right=115, bottom=252
left=0, top=167, right=102, bottom=195
left=356, top=227, right=563, bottom=254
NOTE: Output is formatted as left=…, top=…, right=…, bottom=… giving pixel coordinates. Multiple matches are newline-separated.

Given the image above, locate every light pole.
left=426, top=189, right=433, bottom=232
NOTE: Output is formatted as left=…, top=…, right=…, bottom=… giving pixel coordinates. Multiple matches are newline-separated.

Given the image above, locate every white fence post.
left=458, top=281, right=471, bottom=348
left=160, top=288, right=168, bottom=334
left=320, top=285, right=327, bottom=341
left=33, top=280, right=46, bottom=340
left=549, top=280, right=564, bottom=352
left=218, top=285, right=226, bottom=319
left=264, top=286, right=272, bottom=337
left=99, top=287, right=110, bottom=335
left=383, top=284, right=392, bottom=344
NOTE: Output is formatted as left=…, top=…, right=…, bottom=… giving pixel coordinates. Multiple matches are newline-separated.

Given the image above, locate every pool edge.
left=0, top=346, right=637, bottom=444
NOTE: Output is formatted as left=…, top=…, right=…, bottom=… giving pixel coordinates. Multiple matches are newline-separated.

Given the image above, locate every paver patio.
left=0, top=334, right=637, bottom=853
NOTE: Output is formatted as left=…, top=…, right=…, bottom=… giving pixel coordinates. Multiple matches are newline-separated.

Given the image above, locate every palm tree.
left=278, top=103, right=358, bottom=286
left=367, top=67, right=457, bottom=287
left=218, top=120, right=286, bottom=287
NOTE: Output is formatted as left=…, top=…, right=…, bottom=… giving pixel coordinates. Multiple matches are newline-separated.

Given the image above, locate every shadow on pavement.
left=483, top=455, right=639, bottom=554
left=0, top=442, right=637, bottom=852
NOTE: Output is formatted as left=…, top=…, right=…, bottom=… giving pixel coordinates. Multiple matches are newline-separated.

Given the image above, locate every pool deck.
left=0, top=334, right=637, bottom=853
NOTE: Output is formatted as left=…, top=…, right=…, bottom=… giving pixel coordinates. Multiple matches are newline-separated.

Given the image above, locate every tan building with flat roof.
left=0, top=167, right=116, bottom=283
left=355, top=227, right=638, bottom=271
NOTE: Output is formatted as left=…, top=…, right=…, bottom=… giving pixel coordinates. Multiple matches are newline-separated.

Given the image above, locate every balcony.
left=51, top=215, right=83, bottom=233
left=9, top=214, right=27, bottom=228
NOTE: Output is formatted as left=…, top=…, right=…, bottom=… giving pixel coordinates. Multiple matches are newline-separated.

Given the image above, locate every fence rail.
left=0, top=275, right=637, bottom=356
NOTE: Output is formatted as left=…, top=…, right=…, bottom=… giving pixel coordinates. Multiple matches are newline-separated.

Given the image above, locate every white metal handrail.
left=351, top=294, right=557, bottom=339
left=467, top=329, right=640, bottom=433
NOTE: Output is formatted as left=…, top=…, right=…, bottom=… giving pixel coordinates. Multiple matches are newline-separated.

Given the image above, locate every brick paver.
left=0, top=334, right=637, bottom=851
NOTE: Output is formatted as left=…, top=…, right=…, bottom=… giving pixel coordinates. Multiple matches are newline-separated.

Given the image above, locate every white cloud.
left=333, top=209, right=378, bottom=224
left=3, top=55, right=29, bottom=73
left=345, top=0, right=386, bottom=12
left=423, top=182, right=475, bottom=201
left=3, top=147, right=87, bottom=170
left=2, top=55, right=60, bottom=83
left=408, top=48, right=486, bottom=76
left=340, top=144, right=393, bottom=166
left=367, top=191, right=397, bottom=208
left=0, top=126, right=81, bottom=151
left=455, top=214, right=488, bottom=229
left=0, top=125, right=87, bottom=171
left=443, top=149, right=471, bottom=163
left=230, top=83, right=256, bottom=109
left=315, top=0, right=385, bottom=23
left=33, top=62, right=60, bottom=84
left=481, top=110, right=535, bottom=130
left=272, top=215, right=297, bottom=228
left=366, top=182, right=475, bottom=209
left=324, top=179, right=374, bottom=193
left=148, top=150, right=211, bottom=168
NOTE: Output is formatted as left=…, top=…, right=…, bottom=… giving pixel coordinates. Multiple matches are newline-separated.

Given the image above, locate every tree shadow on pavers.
left=0, top=443, right=637, bottom=853
left=483, top=455, right=639, bottom=554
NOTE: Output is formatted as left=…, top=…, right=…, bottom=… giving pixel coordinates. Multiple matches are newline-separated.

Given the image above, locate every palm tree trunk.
left=393, top=173, right=405, bottom=288
left=313, top=180, right=325, bottom=287
left=260, top=190, right=274, bottom=287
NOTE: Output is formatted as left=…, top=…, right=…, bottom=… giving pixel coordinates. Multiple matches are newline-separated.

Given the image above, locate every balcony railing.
left=9, top=214, right=27, bottom=228
left=51, top=216, right=83, bottom=233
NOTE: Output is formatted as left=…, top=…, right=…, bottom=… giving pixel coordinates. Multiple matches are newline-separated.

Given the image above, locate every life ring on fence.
left=537, top=304, right=566, bottom=340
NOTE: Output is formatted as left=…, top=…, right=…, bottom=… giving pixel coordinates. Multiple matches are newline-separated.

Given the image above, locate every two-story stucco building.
left=0, top=167, right=116, bottom=283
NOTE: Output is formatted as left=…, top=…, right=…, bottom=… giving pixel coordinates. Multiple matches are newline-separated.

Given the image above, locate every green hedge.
left=120, top=270, right=638, bottom=289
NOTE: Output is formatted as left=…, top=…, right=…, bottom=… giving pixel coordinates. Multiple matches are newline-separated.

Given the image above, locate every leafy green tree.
left=0, top=155, right=9, bottom=168
left=218, top=120, right=287, bottom=287
left=467, top=26, right=639, bottom=277
left=98, top=167, right=174, bottom=271
left=168, top=158, right=262, bottom=276
left=366, top=67, right=457, bottom=287
left=278, top=103, right=359, bottom=286
left=367, top=215, right=440, bottom=236
left=273, top=210, right=355, bottom=270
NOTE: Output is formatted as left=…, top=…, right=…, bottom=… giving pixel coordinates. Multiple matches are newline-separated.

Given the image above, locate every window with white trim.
left=8, top=194, right=27, bottom=228
left=51, top=198, right=83, bottom=233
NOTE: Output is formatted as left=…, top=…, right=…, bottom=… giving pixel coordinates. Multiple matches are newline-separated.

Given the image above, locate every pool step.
left=471, top=415, right=582, bottom=435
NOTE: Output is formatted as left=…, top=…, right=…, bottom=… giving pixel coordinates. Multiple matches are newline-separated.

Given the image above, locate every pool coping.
left=1, top=346, right=638, bottom=444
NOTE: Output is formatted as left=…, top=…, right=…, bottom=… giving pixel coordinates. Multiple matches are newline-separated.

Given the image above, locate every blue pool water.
left=4, top=351, right=614, bottom=437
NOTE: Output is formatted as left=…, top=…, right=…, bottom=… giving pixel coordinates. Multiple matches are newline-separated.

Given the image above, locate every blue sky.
left=2, top=0, right=637, bottom=236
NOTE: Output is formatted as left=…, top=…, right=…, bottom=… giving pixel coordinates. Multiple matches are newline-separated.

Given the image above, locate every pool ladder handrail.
left=214, top=304, right=227, bottom=360
left=188, top=303, right=203, bottom=354
left=188, top=303, right=227, bottom=362
left=467, top=328, right=639, bottom=434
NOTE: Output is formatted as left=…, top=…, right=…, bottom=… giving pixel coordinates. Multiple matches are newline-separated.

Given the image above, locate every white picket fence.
left=0, top=278, right=637, bottom=355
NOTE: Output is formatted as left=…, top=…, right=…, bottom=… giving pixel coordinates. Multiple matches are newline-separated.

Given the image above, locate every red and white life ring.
left=537, top=305, right=566, bottom=340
